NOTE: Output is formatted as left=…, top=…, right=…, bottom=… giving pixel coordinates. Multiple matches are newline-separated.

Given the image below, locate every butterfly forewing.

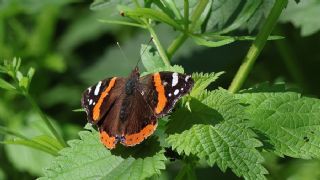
left=140, top=72, right=194, bottom=117
left=81, top=77, right=126, bottom=124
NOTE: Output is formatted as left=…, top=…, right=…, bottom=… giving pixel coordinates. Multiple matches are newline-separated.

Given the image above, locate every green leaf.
left=90, top=0, right=132, bottom=11
left=217, top=0, right=262, bottom=34
left=190, top=72, right=224, bottom=97
left=246, top=0, right=275, bottom=32
left=0, top=78, right=15, bottom=91
left=190, top=35, right=235, bottom=47
left=19, top=76, right=29, bottom=90
left=280, top=0, right=320, bottom=36
left=123, top=8, right=183, bottom=30
left=166, top=90, right=267, bottom=179
left=141, top=65, right=184, bottom=76
left=40, top=130, right=166, bottom=180
left=236, top=87, right=320, bottom=159
left=140, top=44, right=165, bottom=72
left=2, top=135, right=60, bottom=156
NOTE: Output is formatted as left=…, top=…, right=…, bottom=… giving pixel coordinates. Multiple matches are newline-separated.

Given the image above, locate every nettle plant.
left=1, top=0, right=319, bottom=179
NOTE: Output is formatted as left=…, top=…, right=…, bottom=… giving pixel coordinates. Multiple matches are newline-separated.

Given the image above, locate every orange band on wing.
left=93, top=77, right=117, bottom=121
left=122, top=123, right=157, bottom=146
left=153, top=73, right=167, bottom=114
left=100, top=131, right=116, bottom=149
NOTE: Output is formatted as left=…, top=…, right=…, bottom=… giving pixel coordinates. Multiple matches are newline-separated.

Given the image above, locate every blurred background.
left=0, top=0, right=319, bottom=179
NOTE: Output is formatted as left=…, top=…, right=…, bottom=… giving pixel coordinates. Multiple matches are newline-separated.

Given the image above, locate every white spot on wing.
left=185, top=75, right=191, bottom=82
left=168, top=93, right=172, bottom=97
left=181, top=88, right=184, bottom=91
left=88, top=87, right=92, bottom=93
left=174, top=89, right=179, bottom=95
left=94, top=81, right=102, bottom=96
left=93, top=102, right=95, bottom=105
left=172, top=73, right=178, bottom=86
left=89, top=99, right=93, bottom=105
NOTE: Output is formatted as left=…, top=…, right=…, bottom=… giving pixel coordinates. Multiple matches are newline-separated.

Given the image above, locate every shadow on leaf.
left=166, top=98, right=223, bottom=134
left=111, top=136, right=162, bottom=159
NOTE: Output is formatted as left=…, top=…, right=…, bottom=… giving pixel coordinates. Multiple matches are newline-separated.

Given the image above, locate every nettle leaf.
left=166, top=89, right=267, bottom=179
left=236, top=88, right=320, bottom=159
left=40, top=130, right=166, bottom=180
left=280, top=0, right=320, bottom=36
left=190, top=72, right=224, bottom=97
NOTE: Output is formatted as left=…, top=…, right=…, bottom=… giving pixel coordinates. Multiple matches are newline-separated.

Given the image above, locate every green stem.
left=145, top=21, right=171, bottom=66
left=25, top=94, right=67, bottom=147
left=167, top=0, right=209, bottom=58
left=167, top=34, right=188, bottom=58
left=184, top=0, right=189, bottom=31
left=228, top=0, right=288, bottom=93
left=189, top=0, right=209, bottom=31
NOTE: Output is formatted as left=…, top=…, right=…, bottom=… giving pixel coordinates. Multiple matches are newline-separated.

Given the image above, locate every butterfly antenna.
left=116, top=42, right=130, bottom=63
left=135, top=37, right=154, bottom=68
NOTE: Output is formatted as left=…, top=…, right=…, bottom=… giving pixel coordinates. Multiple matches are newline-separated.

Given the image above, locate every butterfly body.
left=81, top=67, right=193, bottom=149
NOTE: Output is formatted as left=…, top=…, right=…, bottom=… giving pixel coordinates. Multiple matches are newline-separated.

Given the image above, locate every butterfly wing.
left=81, top=77, right=126, bottom=124
left=139, top=72, right=194, bottom=117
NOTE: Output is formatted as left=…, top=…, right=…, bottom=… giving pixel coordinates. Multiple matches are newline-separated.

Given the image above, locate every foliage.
left=1, top=0, right=320, bottom=179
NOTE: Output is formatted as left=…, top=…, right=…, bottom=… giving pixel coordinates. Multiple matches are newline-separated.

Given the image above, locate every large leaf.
left=236, top=87, right=320, bottom=159
left=40, top=129, right=166, bottom=180
left=280, top=0, right=320, bottom=36
left=166, top=89, right=267, bottom=179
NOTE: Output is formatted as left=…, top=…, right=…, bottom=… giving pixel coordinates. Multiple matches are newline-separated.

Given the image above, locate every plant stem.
left=25, top=94, right=67, bottom=147
left=167, top=34, right=188, bottom=58
left=145, top=21, right=171, bottom=66
left=184, top=0, right=189, bottom=31
left=228, top=0, right=288, bottom=93
left=189, top=0, right=209, bottom=31
left=167, top=0, right=209, bottom=58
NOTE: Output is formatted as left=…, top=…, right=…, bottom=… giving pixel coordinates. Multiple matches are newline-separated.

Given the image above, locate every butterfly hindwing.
left=99, top=88, right=157, bottom=148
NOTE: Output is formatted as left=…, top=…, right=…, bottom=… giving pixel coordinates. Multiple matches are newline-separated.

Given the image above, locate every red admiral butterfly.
left=81, top=67, right=194, bottom=149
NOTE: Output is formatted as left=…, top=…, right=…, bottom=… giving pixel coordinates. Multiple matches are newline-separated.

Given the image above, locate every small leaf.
left=27, top=67, right=35, bottom=80
left=141, top=65, right=184, bottom=76
left=0, top=78, right=16, bottom=91
left=191, top=35, right=235, bottom=47
left=72, top=108, right=85, bottom=112
left=16, top=71, right=23, bottom=81
left=190, top=72, right=224, bottom=97
left=19, top=76, right=29, bottom=90
left=141, top=44, right=165, bottom=72
left=123, top=8, right=183, bottom=30
left=40, top=130, right=166, bottom=180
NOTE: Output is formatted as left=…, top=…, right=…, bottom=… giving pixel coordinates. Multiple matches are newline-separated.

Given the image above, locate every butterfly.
left=81, top=67, right=194, bottom=149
